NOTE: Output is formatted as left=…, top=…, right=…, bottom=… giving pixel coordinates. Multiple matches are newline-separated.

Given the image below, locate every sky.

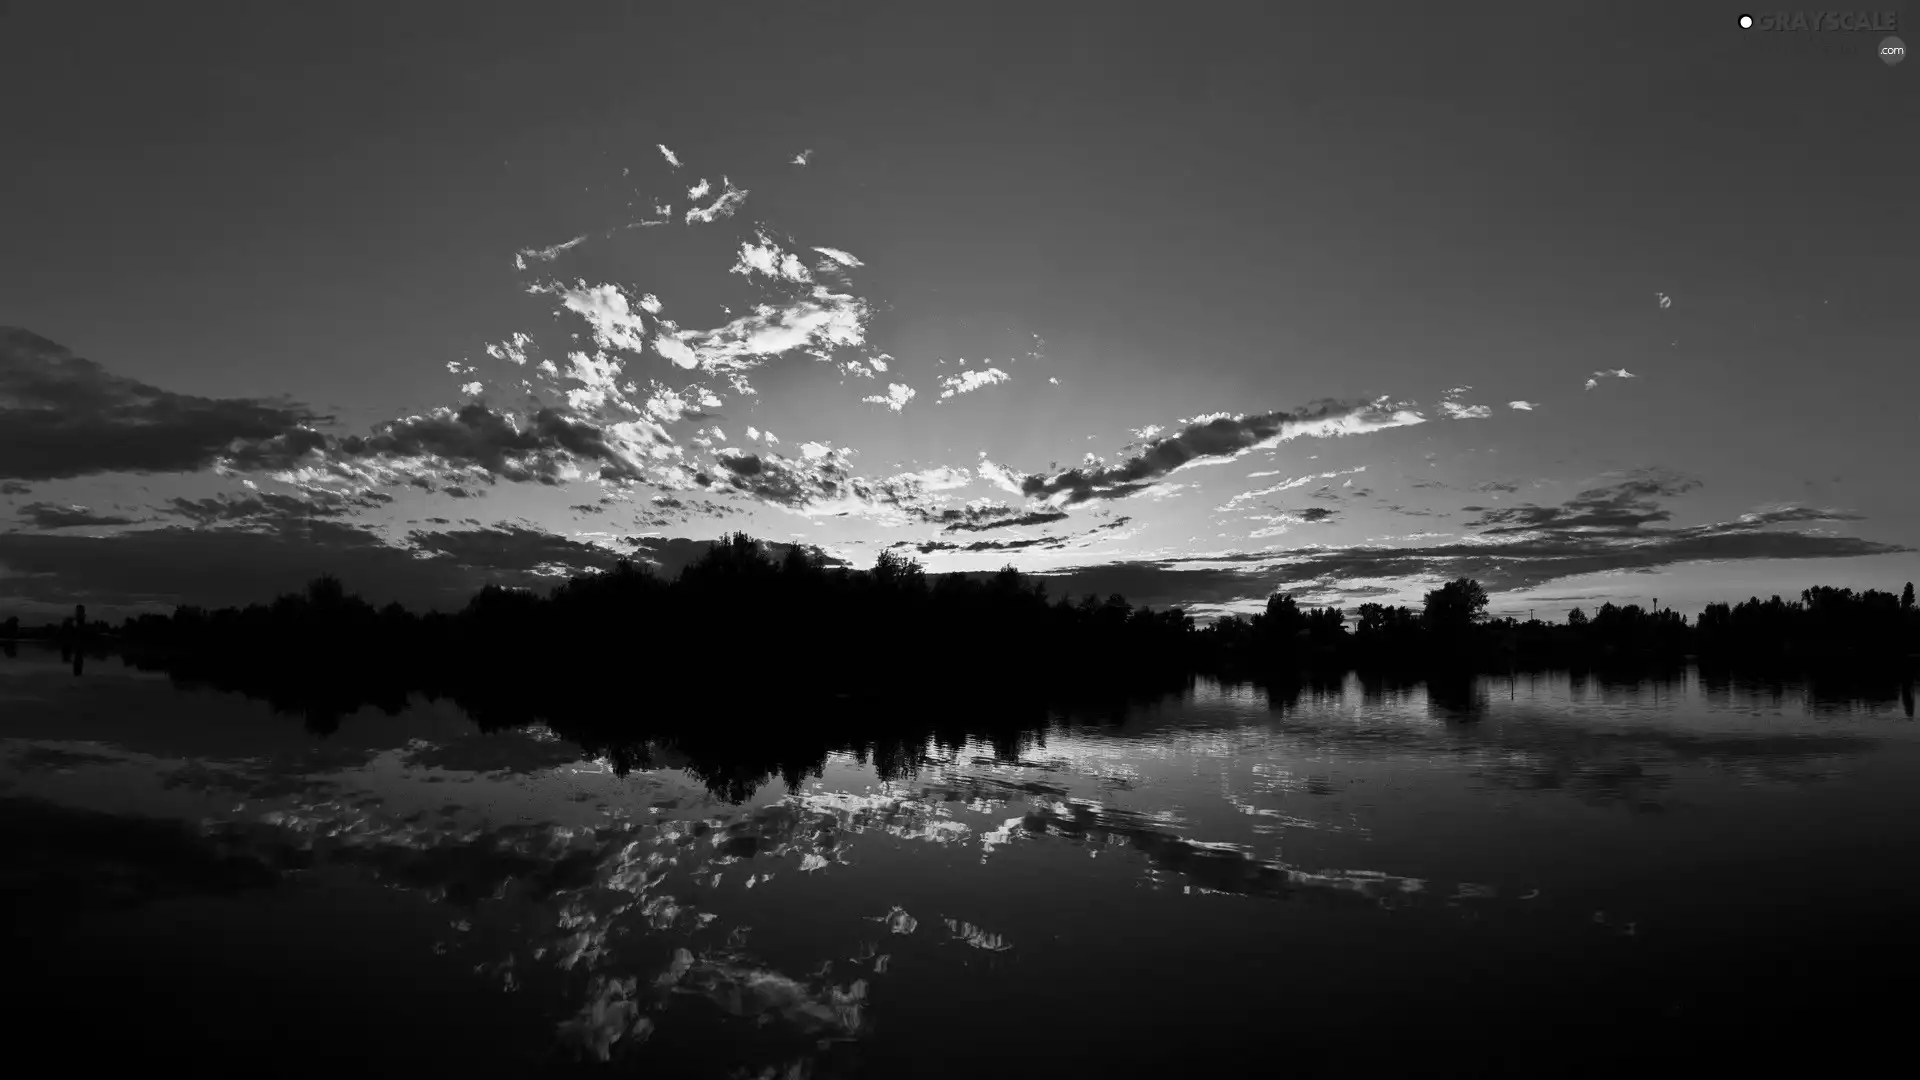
left=2, top=1, right=1916, bottom=622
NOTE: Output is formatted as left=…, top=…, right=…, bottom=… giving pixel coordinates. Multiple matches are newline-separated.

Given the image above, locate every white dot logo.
left=1739, top=14, right=1754, bottom=29
left=1883, top=36, right=1907, bottom=66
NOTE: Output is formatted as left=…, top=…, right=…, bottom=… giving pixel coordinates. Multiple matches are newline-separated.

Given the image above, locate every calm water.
left=3, top=649, right=1917, bottom=1077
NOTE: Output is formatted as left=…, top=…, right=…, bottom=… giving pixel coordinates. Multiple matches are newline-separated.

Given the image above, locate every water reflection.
left=3, top=649, right=1918, bottom=1075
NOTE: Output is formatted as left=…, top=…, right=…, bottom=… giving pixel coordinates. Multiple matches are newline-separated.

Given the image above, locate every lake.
left=3, top=647, right=1916, bottom=1077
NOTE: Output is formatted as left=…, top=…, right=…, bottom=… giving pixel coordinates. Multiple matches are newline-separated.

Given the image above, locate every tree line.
left=7, top=534, right=1916, bottom=711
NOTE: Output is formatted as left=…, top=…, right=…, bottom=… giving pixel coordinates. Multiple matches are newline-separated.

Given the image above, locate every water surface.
left=3, top=650, right=1916, bottom=1076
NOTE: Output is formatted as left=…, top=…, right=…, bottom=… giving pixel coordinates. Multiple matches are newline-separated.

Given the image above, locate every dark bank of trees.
left=1199, top=578, right=1920, bottom=672
left=13, top=532, right=1907, bottom=735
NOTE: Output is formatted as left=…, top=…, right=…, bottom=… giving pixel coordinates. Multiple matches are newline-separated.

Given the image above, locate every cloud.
left=1021, top=467, right=1906, bottom=612
left=936, top=367, right=1011, bottom=400
left=513, top=235, right=587, bottom=269
left=1437, top=386, right=1492, bottom=420
left=1, top=327, right=332, bottom=481
left=14, top=502, right=140, bottom=529
left=658, top=144, right=683, bottom=169
left=484, top=332, right=535, bottom=366
left=1033, top=526, right=1907, bottom=614
left=685, top=179, right=748, bottom=224
left=335, top=403, right=663, bottom=485
left=1733, top=506, right=1866, bottom=526
left=0, top=481, right=29, bottom=495
left=1219, top=466, right=1368, bottom=510
left=1584, top=368, right=1636, bottom=391
left=1461, top=467, right=1700, bottom=534
left=938, top=506, right=1070, bottom=533
left=405, top=524, right=626, bottom=577
left=1657, top=292, right=1672, bottom=309
left=861, top=383, right=916, bottom=412
left=652, top=288, right=869, bottom=381
left=1246, top=506, right=1339, bottom=538
left=813, top=247, right=863, bottom=268
left=0, top=518, right=622, bottom=614
left=1020, top=398, right=1423, bottom=506
left=731, top=233, right=812, bottom=283
left=911, top=534, right=1065, bottom=555
left=544, top=282, right=650, bottom=354
left=790, top=149, right=813, bottom=166
left=1130, top=424, right=1164, bottom=441
left=1507, top=400, right=1537, bottom=411
left=163, top=489, right=392, bottom=525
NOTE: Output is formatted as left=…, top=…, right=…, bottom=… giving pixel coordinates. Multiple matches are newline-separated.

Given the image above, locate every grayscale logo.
left=1883, top=35, right=1907, bottom=65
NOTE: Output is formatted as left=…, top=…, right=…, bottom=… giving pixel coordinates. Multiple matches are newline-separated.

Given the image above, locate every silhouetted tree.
left=1423, top=578, right=1488, bottom=632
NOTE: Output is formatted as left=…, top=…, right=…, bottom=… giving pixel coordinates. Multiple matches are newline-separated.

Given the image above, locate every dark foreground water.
left=2, top=649, right=1916, bottom=1077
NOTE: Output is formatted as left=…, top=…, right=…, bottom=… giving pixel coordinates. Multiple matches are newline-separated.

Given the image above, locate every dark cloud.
left=1, top=481, right=31, bottom=495
left=1462, top=467, right=1702, bottom=534
left=1382, top=504, right=1445, bottom=517
left=0, top=327, right=331, bottom=481
left=163, top=490, right=391, bottom=525
left=404, top=524, right=627, bottom=575
left=568, top=503, right=605, bottom=515
left=336, top=404, right=651, bottom=485
left=1030, top=480, right=1907, bottom=612
left=1019, top=399, right=1421, bottom=504
left=913, top=535, right=1066, bottom=554
left=717, top=453, right=763, bottom=476
left=1472, top=480, right=1521, bottom=494
left=0, top=520, right=481, bottom=614
left=1736, top=506, right=1866, bottom=526
left=15, top=502, right=140, bottom=529
left=939, top=506, right=1069, bottom=533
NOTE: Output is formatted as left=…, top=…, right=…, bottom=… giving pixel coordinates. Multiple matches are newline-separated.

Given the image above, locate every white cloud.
left=651, top=287, right=869, bottom=380
left=460, top=381, right=484, bottom=397
left=685, top=179, right=748, bottom=225
left=1657, top=292, right=1672, bottom=309
left=976, top=458, right=1024, bottom=495
left=1218, top=466, right=1367, bottom=510
left=730, top=233, right=812, bottom=283
left=562, top=351, right=627, bottom=412
left=1507, top=400, right=1537, bottom=410
left=546, top=282, right=650, bottom=354
left=687, top=178, right=710, bottom=200
left=862, top=383, right=917, bottom=412
left=484, top=332, right=534, bottom=366
left=638, top=294, right=663, bottom=314
left=513, top=235, right=587, bottom=270
left=658, top=144, right=683, bottom=169
left=1048, top=377, right=1060, bottom=385
left=1439, top=401, right=1493, bottom=420
left=1131, top=424, right=1164, bottom=440
left=790, top=148, right=813, bottom=166
left=1583, top=368, right=1637, bottom=391
left=937, top=367, right=1011, bottom=400
left=814, top=246, right=864, bottom=268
